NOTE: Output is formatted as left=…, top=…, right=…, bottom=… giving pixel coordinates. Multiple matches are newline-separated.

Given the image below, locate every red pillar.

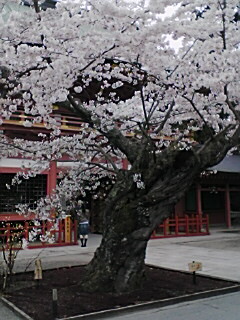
left=47, top=161, right=57, bottom=234
left=24, top=221, right=29, bottom=241
left=225, top=184, right=231, bottom=228
left=47, top=161, right=57, bottom=195
left=185, top=215, right=189, bottom=235
left=163, top=219, right=168, bottom=236
left=175, top=216, right=179, bottom=235
left=196, top=184, right=202, bottom=215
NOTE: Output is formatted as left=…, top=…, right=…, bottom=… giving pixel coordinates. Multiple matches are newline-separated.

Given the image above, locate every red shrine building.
left=1, top=107, right=240, bottom=245
left=0, top=107, right=129, bottom=246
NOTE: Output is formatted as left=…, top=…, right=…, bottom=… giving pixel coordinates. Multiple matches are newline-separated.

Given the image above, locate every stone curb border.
left=0, top=296, right=34, bottom=320
left=60, top=285, right=240, bottom=320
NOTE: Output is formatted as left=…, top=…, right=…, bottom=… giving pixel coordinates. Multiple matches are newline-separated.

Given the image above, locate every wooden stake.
left=52, top=288, right=58, bottom=319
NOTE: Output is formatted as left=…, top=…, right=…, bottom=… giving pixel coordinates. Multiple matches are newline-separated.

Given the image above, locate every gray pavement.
left=108, top=291, right=240, bottom=320
left=1, top=228, right=240, bottom=319
left=0, top=300, right=24, bottom=320
left=146, top=229, right=240, bottom=282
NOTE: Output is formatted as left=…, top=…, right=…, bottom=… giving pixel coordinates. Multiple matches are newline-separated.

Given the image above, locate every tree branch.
left=182, top=95, right=214, bottom=138
left=90, top=145, right=119, bottom=172
left=154, top=100, right=175, bottom=134
left=224, top=85, right=240, bottom=121
left=33, top=0, right=41, bottom=13
left=66, top=95, right=140, bottom=164
left=103, top=128, right=141, bottom=164
left=87, top=162, right=117, bottom=174
left=196, top=123, right=240, bottom=167
left=140, top=88, right=149, bottom=129
left=67, top=94, right=97, bottom=127
left=218, top=0, right=227, bottom=50
left=167, top=39, right=198, bottom=79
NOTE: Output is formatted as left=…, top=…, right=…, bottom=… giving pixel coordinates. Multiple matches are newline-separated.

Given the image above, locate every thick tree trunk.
left=84, top=230, right=149, bottom=293
left=81, top=171, right=180, bottom=293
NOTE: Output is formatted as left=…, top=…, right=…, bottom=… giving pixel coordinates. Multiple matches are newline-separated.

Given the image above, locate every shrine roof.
left=210, top=155, right=240, bottom=173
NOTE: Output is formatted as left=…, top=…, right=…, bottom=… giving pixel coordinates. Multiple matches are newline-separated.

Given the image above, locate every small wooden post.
left=193, top=271, right=197, bottom=284
left=52, top=288, right=58, bottom=318
left=34, top=259, right=43, bottom=287
left=188, top=261, right=202, bottom=285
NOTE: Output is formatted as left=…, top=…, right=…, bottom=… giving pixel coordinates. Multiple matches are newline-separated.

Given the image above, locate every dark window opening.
left=230, top=191, right=240, bottom=212
left=0, top=173, right=47, bottom=213
left=202, top=191, right=224, bottom=211
left=185, top=188, right=197, bottom=211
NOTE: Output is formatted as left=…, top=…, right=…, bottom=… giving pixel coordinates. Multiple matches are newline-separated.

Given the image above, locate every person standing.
left=76, top=201, right=90, bottom=247
left=79, top=216, right=89, bottom=247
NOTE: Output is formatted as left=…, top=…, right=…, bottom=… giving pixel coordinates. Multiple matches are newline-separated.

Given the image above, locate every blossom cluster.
left=0, top=0, right=239, bottom=223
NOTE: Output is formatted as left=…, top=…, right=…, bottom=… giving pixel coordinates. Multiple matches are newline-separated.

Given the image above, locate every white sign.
left=188, top=261, right=202, bottom=272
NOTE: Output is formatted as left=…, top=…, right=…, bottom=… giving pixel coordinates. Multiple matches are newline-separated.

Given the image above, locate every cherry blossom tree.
left=0, top=0, right=240, bottom=293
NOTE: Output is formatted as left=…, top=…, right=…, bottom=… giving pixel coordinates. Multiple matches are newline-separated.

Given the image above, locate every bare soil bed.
left=3, top=265, right=237, bottom=320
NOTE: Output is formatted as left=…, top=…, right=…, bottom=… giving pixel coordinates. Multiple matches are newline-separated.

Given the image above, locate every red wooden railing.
left=151, top=214, right=209, bottom=239
left=0, top=219, right=78, bottom=249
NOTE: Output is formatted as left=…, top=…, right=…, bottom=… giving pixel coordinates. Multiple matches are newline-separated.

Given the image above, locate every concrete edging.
left=1, top=296, right=34, bottom=320
left=59, top=284, right=240, bottom=320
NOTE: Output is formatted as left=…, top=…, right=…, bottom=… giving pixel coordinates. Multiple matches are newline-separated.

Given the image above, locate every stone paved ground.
left=146, top=228, right=240, bottom=281
left=107, top=291, right=240, bottom=320
left=0, top=300, right=24, bottom=320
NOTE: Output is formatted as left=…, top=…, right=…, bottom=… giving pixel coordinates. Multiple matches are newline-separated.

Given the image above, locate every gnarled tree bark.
left=81, top=127, right=240, bottom=293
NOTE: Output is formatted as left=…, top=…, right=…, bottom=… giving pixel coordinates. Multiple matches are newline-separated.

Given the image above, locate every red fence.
left=0, top=219, right=78, bottom=249
left=151, top=214, right=209, bottom=239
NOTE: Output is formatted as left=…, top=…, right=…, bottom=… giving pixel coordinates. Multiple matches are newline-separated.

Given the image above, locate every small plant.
left=0, top=229, right=27, bottom=291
